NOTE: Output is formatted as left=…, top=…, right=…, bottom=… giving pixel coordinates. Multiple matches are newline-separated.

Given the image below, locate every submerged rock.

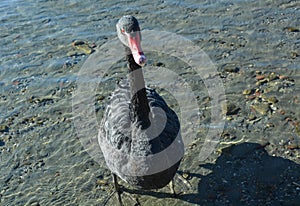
left=221, top=63, right=240, bottom=73
left=224, top=103, right=240, bottom=115
left=0, top=125, right=9, bottom=133
left=71, top=40, right=95, bottom=55
left=291, top=51, right=299, bottom=59
left=153, top=62, right=165, bottom=67
left=284, top=27, right=300, bottom=32
left=266, top=96, right=278, bottom=104
left=251, top=103, right=270, bottom=115
left=242, top=89, right=253, bottom=95
left=0, top=139, right=5, bottom=146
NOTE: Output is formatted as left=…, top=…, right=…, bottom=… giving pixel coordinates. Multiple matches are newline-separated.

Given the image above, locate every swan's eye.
left=121, top=28, right=126, bottom=34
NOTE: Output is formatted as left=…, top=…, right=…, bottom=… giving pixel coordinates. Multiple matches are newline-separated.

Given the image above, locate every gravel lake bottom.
left=0, top=0, right=300, bottom=205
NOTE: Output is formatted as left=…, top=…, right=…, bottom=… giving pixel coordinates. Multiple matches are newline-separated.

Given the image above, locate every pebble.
left=30, top=202, right=40, bottom=206
left=222, top=64, right=240, bottom=73
left=267, top=72, right=278, bottom=82
left=96, top=179, right=108, bottom=186
left=210, top=28, right=221, bottom=33
left=291, top=51, right=299, bottom=59
left=295, top=125, right=300, bottom=136
left=248, top=114, right=257, bottom=121
left=153, top=62, right=165, bottom=67
left=270, top=104, right=277, bottom=111
left=72, top=40, right=95, bottom=55
left=224, top=103, right=240, bottom=115
left=182, top=171, right=191, bottom=180
left=96, top=95, right=105, bottom=101
left=32, top=96, right=58, bottom=105
left=286, top=144, right=299, bottom=150
left=279, top=110, right=285, bottom=115
left=42, top=18, right=51, bottom=24
left=265, top=123, right=275, bottom=128
left=247, top=95, right=256, bottom=100
left=0, top=125, right=9, bottom=133
left=285, top=27, right=300, bottom=32
left=256, top=78, right=268, bottom=86
left=242, top=89, right=252, bottom=95
left=251, top=103, right=270, bottom=115
left=255, top=75, right=265, bottom=81
left=0, top=139, right=5, bottom=146
left=266, top=96, right=278, bottom=104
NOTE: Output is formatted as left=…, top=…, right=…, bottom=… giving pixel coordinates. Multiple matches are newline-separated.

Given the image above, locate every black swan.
left=98, top=15, right=184, bottom=205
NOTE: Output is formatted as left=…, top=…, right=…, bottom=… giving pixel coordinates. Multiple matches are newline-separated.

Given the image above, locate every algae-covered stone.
left=72, top=40, right=95, bottom=55
left=267, top=72, right=278, bottom=82
left=242, top=89, right=252, bottom=95
left=260, top=95, right=278, bottom=104
left=251, top=103, right=270, bottom=115
left=266, top=96, right=278, bottom=104
left=285, top=27, right=300, bottom=32
left=223, top=103, right=240, bottom=115
left=295, top=124, right=300, bottom=136
left=291, top=51, right=299, bottom=59
left=0, top=125, right=9, bottom=133
left=222, top=63, right=240, bottom=73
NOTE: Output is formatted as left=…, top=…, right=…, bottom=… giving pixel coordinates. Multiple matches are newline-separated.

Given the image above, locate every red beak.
left=127, top=31, right=146, bottom=66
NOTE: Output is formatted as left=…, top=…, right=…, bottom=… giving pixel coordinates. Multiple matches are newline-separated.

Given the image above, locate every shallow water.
left=0, top=0, right=300, bottom=205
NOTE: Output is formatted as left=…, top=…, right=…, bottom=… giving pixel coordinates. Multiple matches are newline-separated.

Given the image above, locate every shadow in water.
left=124, top=143, right=300, bottom=205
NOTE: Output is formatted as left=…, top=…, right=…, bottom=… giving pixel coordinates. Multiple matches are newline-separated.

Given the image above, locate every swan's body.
left=100, top=79, right=182, bottom=189
left=98, top=16, right=184, bottom=203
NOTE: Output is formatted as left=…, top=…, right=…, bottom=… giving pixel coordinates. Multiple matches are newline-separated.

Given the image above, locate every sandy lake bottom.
left=0, top=0, right=300, bottom=205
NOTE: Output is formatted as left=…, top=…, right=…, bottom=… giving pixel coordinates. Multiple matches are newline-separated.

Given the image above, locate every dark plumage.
left=98, top=15, right=184, bottom=204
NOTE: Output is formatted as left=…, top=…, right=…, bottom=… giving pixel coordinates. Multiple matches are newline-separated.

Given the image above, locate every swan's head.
left=116, top=15, right=146, bottom=66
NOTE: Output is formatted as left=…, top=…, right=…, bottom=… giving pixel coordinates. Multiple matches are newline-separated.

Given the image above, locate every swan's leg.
left=175, top=173, right=193, bottom=190
left=169, top=173, right=193, bottom=196
left=169, top=179, right=176, bottom=196
left=113, top=174, right=124, bottom=206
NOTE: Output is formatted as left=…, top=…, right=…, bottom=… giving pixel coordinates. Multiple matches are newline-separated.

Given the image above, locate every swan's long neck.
left=126, top=54, right=151, bottom=129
